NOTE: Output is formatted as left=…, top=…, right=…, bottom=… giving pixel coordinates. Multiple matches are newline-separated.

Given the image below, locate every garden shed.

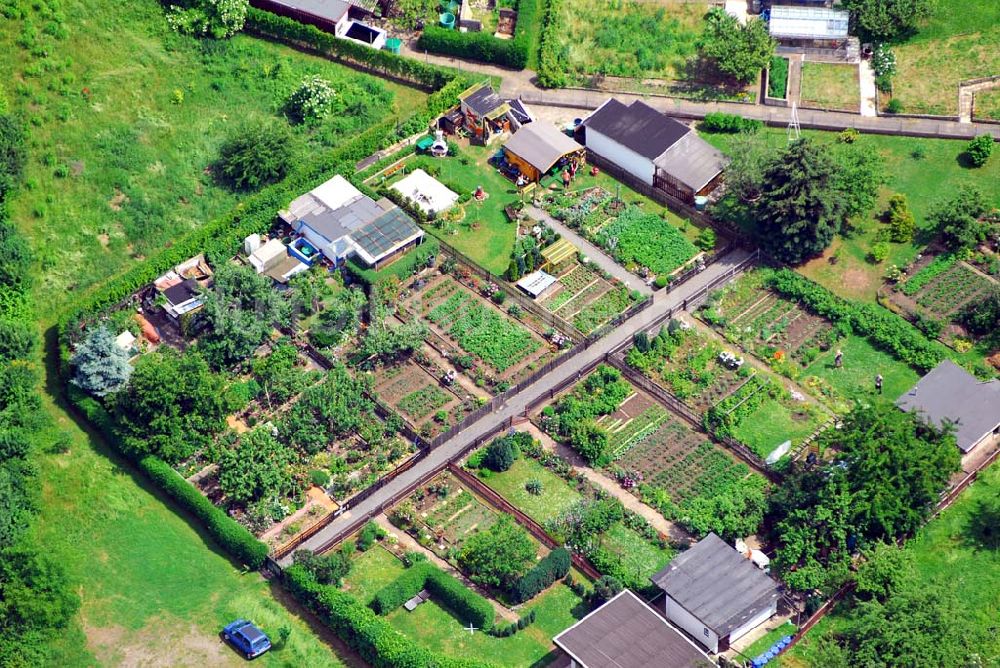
left=580, top=98, right=728, bottom=203
left=390, top=168, right=459, bottom=216
left=553, top=590, right=712, bottom=668
left=502, top=121, right=585, bottom=183
left=458, top=82, right=512, bottom=144
left=896, top=359, right=1000, bottom=454
left=767, top=5, right=849, bottom=48
left=515, top=270, right=558, bottom=298
left=652, top=532, right=780, bottom=654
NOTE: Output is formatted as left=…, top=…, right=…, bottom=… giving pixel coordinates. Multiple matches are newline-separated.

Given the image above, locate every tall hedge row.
left=535, top=0, right=566, bottom=87
left=417, top=0, right=539, bottom=69
left=512, top=547, right=571, bottom=603
left=370, top=562, right=495, bottom=631
left=72, top=393, right=270, bottom=569
left=246, top=8, right=451, bottom=89
left=285, top=565, right=494, bottom=668
left=765, top=269, right=948, bottom=373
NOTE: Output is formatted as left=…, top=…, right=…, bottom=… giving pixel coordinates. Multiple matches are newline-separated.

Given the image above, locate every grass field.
left=701, top=128, right=1000, bottom=302
left=889, top=0, right=1000, bottom=115
left=341, top=545, right=407, bottom=606
left=386, top=581, right=587, bottom=666
left=799, top=63, right=858, bottom=112
left=480, top=457, right=583, bottom=524
left=598, top=522, right=674, bottom=586
left=0, top=0, right=420, bottom=314
left=34, top=373, right=357, bottom=666
left=558, top=0, right=704, bottom=81
left=730, top=397, right=824, bottom=459
left=782, top=464, right=1000, bottom=666
left=973, top=87, right=1000, bottom=121
left=801, top=336, right=920, bottom=411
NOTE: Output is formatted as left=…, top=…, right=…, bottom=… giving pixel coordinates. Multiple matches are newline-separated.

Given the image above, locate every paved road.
left=399, top=46, right=1000, bottom=140
left=525, top=205, right=653, bottom=296
left=280, top=247, right=754, bottom=565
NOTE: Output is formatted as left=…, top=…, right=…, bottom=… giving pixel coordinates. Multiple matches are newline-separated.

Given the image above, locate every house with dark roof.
left=455, top=82, right=534, bottom=144
left=251, top=0, right=387, bottom=48
left=502, top=121, right=585, bottom=182
left=553, top=590, right=715, bottom=668
left=280, top=174, right=425, bottom=271
left=896, top=359, right=1000, bottom=455
left=579, top=99, right=729, bottom=203
left=651, top=533, right=781, bottom=654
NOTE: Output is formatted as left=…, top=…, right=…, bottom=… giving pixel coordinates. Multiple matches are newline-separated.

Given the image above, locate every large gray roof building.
left=652, top=533, right=780, bottom=653
left=896, top=359, right=1000, bottom=453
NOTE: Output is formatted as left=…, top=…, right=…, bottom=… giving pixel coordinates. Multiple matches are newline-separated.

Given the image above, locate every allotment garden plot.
left=701, top=271, right=918, bottom=409
left=371, top=356, right=482, bottom=438
left=543, top=187, right=700, bottom=284
left=626, top=321, right=829, bottom=459
left=403, top=272, right=559, bottom=390
left=537, top=365, right=768, bottom=538
left=888, top=254, right=999, bottom=344
left=540, top=260, right=643, bottom=334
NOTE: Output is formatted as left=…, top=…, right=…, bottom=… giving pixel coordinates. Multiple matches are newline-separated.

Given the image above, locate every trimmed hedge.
left=512, top=547, right=571, bottom=603
left=536, top=0, right=566, bottom=88
left=246, top=8, right=451, bottom=89
left=698, top=112, right=763, bottom=134
left=285, top=565, right=493, bottom=668
left=72, top=393, right=269, bottom=569
left=418, top=0, right=539, bottom=69
left=370, top=562, right=495, bottom=631
left=766, top=269, right=948, bottom=373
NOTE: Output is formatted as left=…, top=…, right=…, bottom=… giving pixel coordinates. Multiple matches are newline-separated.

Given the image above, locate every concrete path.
left=372, top=514, right=519, bottom=621
left=518, top=422, right=688, bottom=542
left=279, top=247, right=754, bottom=565
left=524, top=205, right=653, bottom=296
left=786, top=54, right=803, bottom=106
left=859, top=60, right=877, bottom=117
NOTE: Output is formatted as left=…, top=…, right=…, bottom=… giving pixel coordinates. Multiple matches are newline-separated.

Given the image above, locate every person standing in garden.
left=875, top=374, right=883, bottom=394
left=835, top=349, right=844, bottom=368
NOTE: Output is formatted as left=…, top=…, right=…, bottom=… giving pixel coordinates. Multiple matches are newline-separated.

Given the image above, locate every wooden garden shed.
left=502, top=121, right=585, bottom=183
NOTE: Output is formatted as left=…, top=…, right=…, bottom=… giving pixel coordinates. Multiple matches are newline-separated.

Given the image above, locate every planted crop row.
left=398, top=384, right=452, bottom=419
left=900, top=254, right=956, bottom=296
left=428, top=293, right=540, bottom=372
left=596, top=206, right=698, bottom=277
left=572, top=286, right=638, bottom=334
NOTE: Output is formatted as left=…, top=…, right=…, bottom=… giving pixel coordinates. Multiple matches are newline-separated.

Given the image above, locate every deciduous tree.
left=218, top=428, right=299, bottom=505
left=459, top=515, right=535, bottom=589
left=844, top=0, right=932, bottom=43
left=166, top=0, right=248, bottom=39
left=698, top=9, right=776, bottom=84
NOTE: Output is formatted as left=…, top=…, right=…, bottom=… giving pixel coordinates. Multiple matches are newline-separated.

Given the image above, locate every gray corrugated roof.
left=653, top=133, right=729, bottom=192
left=503, top=121, right=583, bottom=174
left=301, top=196, right=384, bottom=243
left=896, top=359, right=1000, bottom=453
left=582, top=99, right=690, bottom=161
left=553, top=590, right=713, bottom=668
left=652, top=533, right=780, bottom=637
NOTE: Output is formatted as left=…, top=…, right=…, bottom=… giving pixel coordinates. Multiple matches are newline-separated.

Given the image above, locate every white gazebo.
left=391, top=169, right=459, bottom=216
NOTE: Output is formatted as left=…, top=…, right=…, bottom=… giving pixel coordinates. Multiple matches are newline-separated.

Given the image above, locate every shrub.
left=512, top=547, right=571, bottom=603
left=309, top=469, right=331, bottom=487
left=525, top=479, right=543, bottom=496
left=696, top=227, right=717, bottom=251
left=166, top=0, right=248, bottom=39
left=370, top=563, right=494, bottom=630
left=885, top=194, right=915, bottom=242
left=871, top=44, right=896, bottom=93
left=293, top=546, right=352, bottom=585
left=698, top=112, right=762, bottom=134
left=869, top=241, right=890, bottom=263
left=592, top=574, right=624, bottom=604
left=484, top=435, right=519, bottom=472
left=357, top=520, right=384, bottom=551
left=767, top=56, right=788, bottom=98
left=965, top=134, right=993, bottom=168
left=401, top=550, right=427, bottom=568
left=216, top=121, right=295, bottom=191
left=287, top=75, right=337, bottom=123
left=885, top=98, right=903, bottom=114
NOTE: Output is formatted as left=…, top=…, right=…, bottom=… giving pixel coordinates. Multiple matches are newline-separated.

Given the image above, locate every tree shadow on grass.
left=963, top=495, right=1000, bottom=551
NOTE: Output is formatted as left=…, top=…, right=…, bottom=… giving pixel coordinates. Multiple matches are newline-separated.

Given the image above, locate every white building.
left=651, top=533, right=781, bottom=654
left=390, top=169, right=459, bottom=217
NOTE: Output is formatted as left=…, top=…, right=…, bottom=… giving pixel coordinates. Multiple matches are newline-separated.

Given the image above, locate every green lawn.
left=386, top=582, right=587, bottom=666
left=889, top=0, right=1000, bottom=115
left=342, top=546, right=407, bottom=606
left=799, top=63, right=859, bottom=112
left=599, top=522, right=674, bottom=586
left=801, top=336, right=920, bottom=412
left=731, top=397, right=825, bottom=459
left=481, top=457, right=583, bottom=524
left=743, top=621, right=797, bottom=660
left=974, top=87, right=1000, bottom=121
left=701, top=128, right=1000, bottom=303
left=34, top=376, right=357, bottom=667
left=784, top=464, right=1000, bottom=665
left=1, top=0, right=418, bottom=314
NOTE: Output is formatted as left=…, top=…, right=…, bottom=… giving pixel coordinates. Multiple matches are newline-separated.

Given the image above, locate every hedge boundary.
left=56, top=35, right=470, bottom=571
left=370, top=562, right=495, bottom=631
left=285, top=565, right=495, bottom=668
left=512, top=546, right=570, bottom=603
left=71, top=392, right=269, bottom=569
left=417, top=0, right=539, bottom=70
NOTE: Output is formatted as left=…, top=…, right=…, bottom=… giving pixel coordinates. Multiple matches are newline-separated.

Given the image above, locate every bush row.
left=698, top=112, right=763, bottom=134
left=487, top=609, right=536, bottom=637
left=417, top=0, right=539, bottom=69
left=285, top=565, right=493, bottom=668
left=766, top=269, right=948, bottom=373
left=536, top=0, right=566, bottom=88
left=371, top=562, right=495, bottom=631
left=246, top=8, right=451, bottom=89
left=511, top=547, right=571, bottom=603
left=72, top=393, right=269, bottom=569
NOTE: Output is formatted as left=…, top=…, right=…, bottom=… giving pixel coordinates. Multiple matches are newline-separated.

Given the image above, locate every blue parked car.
left=222, top=619, right=271, bottom=659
